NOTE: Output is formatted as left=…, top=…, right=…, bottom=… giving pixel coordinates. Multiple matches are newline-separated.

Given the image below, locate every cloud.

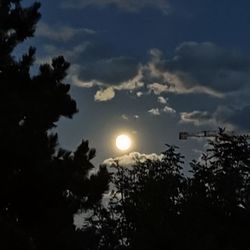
left=179, top=108, right=235, bottom=129
left=38, top=42, right=101, bottom=65
left=142, top=47, right=225, bottom=98
left=180, top=111, right=214, bottom=126
left=90, top=71, right=144, bottom=101
left=103, top=152, right=164, bottom=168
left=148, top=83, right=170, bottom=95
left=148, top=102, right=176, bottom=116
left=94, top=67, right=144, bottom=101
left=214, top=105, right=250, bottom=130
left=39, top=42, right=143, bottom=101
left=61, top=0, right=170, bottom=14
left=94, top=87, right=115, bottom=101
left=114, top=68, right=144, bottom=91
left=40, top=40, right=250, bottom=107
left=148, top=108, right=160, bottom=116
left=41, top=41, right=114, bottom=65
left=77, top=56, right=139, bottom=85
left=136, top=91, right=143, bottom=97
left=36, top=22, right=96, bottom=42
left=95, top=47, right=222, bottom=99
left=158, top=96, right=168, bottom=104
left=166, top=42, right=250, bottom=95
left=163, top=105, right=176, bottom=114
left=121, top=114, right=140, bottom=120
left=227, top=105, right=250, bottom=130
left=121, top=114, right=129, bottom=120
left=129, top=43, right=249, bottom=99
left=70, top=63, right=144, bottom=101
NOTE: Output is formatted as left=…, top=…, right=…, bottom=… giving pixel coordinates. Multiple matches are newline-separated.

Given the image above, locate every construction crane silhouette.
left=179, top=129, right=250, bottom=140
left=179, top=130, right=218, bottom=140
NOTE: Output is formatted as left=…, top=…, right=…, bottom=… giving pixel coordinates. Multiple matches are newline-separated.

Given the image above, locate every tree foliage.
left=90, top=146, right=186, bottom=250
left=186, top=130, right=250, bottom=250
left=92, top=131, right=250, bottom=250
left=0, top=1, right=109, bottom=249
left=2, top=2, right=250, bottom=250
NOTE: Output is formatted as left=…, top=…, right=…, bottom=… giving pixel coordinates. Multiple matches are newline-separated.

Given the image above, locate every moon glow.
left=116, top=134, right=132, bottom=151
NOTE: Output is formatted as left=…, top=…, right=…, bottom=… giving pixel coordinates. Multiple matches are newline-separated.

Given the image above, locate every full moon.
left=116, top=134, right=132, bottom=151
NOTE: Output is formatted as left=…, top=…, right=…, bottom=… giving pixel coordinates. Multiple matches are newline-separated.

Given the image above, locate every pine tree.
left=0, top=1, right=109, bottom=249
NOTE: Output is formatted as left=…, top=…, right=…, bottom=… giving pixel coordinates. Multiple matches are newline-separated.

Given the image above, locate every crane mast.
left=179, top=130, right=218, bottom=140
left=179, top=129, right=250, bottom=140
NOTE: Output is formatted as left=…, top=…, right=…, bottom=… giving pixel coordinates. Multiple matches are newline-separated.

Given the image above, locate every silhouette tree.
left=91, top=131, right=250, bottom=250
left=0, top=1, right=109, bottom=249
left=186, top=130, right=250, bottom=250
left=90, top=146, right=186, bottom=250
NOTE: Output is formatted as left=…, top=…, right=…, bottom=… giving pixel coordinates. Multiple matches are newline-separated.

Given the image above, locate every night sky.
left=20, top=0, right=250, bottom=167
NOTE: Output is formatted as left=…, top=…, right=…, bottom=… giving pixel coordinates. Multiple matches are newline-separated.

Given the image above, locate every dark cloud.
left=38, top=31, right=250, bottom=128
left=78, top=57, right=139, bottom=84
left=61, top=0, right=170, bottom=14
left=179, top=105, right=250, bottom=131
left=136, top=43, right=250, bottom=122
left=36, top=22, right=96, bottom=42
left=40, top=36, right=114, bottom=62
left=41, top=38, right=250, bottom=104
left=123, top=43, right=250, bottom=98
left=226, top=106, right=250, bottom=130
left=39, top=41, right=111, bottom=64
left=38, top=40, right=141, bottom=94
left=180, top=110, right=214, bottom=126
left=165, top=42, right=250, bottom=93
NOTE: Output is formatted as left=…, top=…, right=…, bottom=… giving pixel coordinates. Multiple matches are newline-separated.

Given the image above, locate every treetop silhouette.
left=90, top=131, right=250, bottom=250
left=0, top=1, right=109, bottom=249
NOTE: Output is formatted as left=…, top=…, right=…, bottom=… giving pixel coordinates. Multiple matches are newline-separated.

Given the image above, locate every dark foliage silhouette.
left=91, top=131, right=250, bottom=250
left=89, top=146, right=186, bottom=250
left=186, top=130, right=250, bottom=250
left=0, top=1, right=109, bottom=249
left=2, top=2, right=250, bottom=250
